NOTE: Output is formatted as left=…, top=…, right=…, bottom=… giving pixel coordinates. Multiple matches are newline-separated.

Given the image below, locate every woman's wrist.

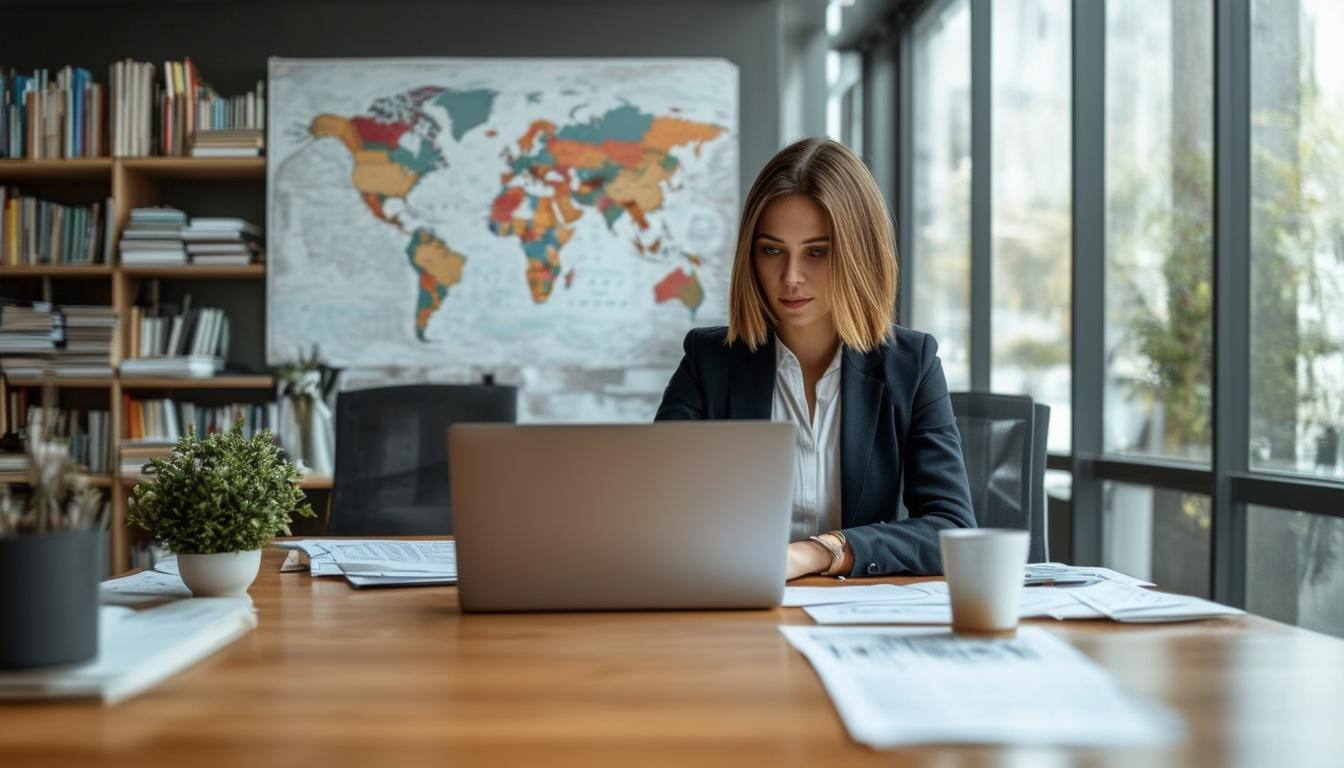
left=807, top=531, right=853, bottom=577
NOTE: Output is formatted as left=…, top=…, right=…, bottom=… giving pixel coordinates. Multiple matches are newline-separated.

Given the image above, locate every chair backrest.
left=330, top=384, right=517, bottom=536
left=948, top=392, right=1049, bottom=562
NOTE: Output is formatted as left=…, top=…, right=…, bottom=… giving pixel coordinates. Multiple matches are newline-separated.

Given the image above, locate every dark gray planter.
left=0, top=528, right=105, bottom=669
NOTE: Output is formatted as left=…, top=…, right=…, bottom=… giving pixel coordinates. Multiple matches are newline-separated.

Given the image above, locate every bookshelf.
left=0, top=265, right=114, bottom=278
left=1, top=155, right=277, bottom=572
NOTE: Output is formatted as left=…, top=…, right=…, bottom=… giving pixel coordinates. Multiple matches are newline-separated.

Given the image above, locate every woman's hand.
left=787, top=540, right=833, bottom=580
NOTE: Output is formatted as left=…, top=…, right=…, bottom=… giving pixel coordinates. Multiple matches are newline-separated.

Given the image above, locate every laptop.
left=449, top=422, right=795, bottom=612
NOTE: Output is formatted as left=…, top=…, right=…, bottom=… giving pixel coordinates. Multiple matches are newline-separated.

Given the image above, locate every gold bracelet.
left=823, top=530, right=850, bottom=576
left=808, top=533, right=844, bottom=576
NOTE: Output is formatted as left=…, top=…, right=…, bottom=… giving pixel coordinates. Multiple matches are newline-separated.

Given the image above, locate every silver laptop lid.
left=450, top=422, right=795, bottom=612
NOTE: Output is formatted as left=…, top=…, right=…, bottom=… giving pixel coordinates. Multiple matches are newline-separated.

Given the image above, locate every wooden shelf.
left=118, top=374, right=275, bottom=390
left=0, top=265, right=114, bottom=278
left=299, top=474, right=333, bottom=490
left=0, top=157, right=113, bottom=181
left=5, top=375, right=277, bottom=389
left=119, top=473, right=330, bottom=490
left=119, top=264, right=265, bottom=279
left=0, top=471, right=114, bottom=487
left=3, top=377, right=114, bottom=388
left=118, top=156, right=264, bottom=180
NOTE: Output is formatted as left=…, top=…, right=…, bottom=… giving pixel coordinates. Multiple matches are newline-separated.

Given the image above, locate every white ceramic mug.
left=938, top=528, right=1029, bottom=632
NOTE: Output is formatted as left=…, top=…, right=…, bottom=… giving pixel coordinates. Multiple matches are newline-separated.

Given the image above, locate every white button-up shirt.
left=772, top=341, right=844, bottom=542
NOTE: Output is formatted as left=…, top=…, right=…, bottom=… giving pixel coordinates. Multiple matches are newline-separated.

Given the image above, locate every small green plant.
left=128, top=420, right=314, bottom=554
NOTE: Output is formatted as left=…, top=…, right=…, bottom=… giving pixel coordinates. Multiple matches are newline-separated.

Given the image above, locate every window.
left=827, top=50, right=864, bottom=153
left=1102, top=481, right=1211, bottom=598
left=1103, top=0, right=1214, bottom=462
left=1246, top=506, right=1344, bottom=638
left=990, top=0, right=1072, bottom=451
left=1249, top=0, right=1344, bottom=480
left=911, top=0, right=972, bottom=390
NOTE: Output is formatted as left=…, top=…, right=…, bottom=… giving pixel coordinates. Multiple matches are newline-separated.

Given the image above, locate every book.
left=0, top=599, right=256, bottom=705
left=0, top=189, right=107, bottom=265
left=118, top=355, right=223, bottom=378
left=0, top=67, right=104, bottom=159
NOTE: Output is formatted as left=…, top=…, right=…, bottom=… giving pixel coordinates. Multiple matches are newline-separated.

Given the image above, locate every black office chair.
left=329, top=384, right=517, bottom=536
left=948, top=392, right=1050, bottom=562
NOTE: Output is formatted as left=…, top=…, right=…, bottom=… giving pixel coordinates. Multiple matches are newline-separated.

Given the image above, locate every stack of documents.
left=793, top=563, right=1243, bottom=625
left=1025, top=562, right=1155, bottom=587
left=275, top=539, right=457, bottom=588
left=782, top=625, right=1183, bottom=748
left=0, top=599, right=255, bottom=705
left=1067, top=580, right=1244, bottom=623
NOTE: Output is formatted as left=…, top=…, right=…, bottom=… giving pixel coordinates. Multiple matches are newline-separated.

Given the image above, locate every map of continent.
left=489, top=105, right=723, bottom=307
left=269, top=58, right=738, bottom=371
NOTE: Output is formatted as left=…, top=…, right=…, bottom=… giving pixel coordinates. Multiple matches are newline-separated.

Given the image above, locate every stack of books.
left=190, top=128, right=263, bottom=158
left=0, top=301, right=58, bottom=381
left=0, top=67, right=106, bottom=159
left=24, top=406, right=113, bottom=473
left=51, top=305, right=116, bottom=378
left=157, top=60, right=264, bottom=157
left=1, top=383, right=30, bottom=442
left=118, top=438, right=176, bottom=475
left=121, top=301, right=229, bottom=377
left=119, top=207, right=187, bottom=265
left=109, top=59, right=156, bottom=157
left=124, top=397, right=276, bottom=443
left=1, top=189, right=112, bottom=266
left=182, top=217, right=262, bottom=265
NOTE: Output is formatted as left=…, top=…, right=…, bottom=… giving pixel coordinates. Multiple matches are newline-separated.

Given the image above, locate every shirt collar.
left=776, top=339, right=844, bottom=377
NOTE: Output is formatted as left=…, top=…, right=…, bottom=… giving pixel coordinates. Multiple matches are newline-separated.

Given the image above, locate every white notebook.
left=0, top=598, right=255, bottom=705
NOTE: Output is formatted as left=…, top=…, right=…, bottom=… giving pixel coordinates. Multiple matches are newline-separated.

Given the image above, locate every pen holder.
left=0, top=529, right=105, bottom=669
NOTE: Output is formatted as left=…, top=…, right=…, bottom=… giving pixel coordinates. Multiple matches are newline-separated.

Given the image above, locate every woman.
left=656, top=137, right=975, bottom=579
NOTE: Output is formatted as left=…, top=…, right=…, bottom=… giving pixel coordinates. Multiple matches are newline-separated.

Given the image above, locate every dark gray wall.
left=0, top=0, right=783, bottom=196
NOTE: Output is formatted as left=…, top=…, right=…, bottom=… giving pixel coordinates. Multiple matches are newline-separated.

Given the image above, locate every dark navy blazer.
left=654, top=325, right=975, bottom=576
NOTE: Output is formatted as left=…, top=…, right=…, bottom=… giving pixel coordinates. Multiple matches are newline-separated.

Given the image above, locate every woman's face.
left=752, top=194, right=833, bottom=333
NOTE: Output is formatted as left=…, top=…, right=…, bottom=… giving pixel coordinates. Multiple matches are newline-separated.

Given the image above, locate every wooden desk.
left=2, top=546, right=1343, bottom=767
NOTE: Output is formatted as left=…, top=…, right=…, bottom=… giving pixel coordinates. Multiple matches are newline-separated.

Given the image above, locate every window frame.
left=869, top=0, right=1344, bottom=609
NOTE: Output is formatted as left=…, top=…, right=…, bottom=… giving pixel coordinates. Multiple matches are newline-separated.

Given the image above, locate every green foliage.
left=1115, top=147, right=1214, bottom=458
left=127, top=420, right=314, bottom=554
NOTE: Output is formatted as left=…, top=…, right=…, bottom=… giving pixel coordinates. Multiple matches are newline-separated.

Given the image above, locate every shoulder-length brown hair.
left=726, top=137, right=897, bottom=352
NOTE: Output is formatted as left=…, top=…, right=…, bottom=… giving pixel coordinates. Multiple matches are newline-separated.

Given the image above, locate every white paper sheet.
left=803, top=583, right=1107, bottom=624
left=344, top=573, right=457, bottom=588
left=1025, top=562, right=1155, bottom=588
left=1068, top=580, right=1244, bottom=623
left=805, top=602, right=953, bottom=624
left=782, top=584, right=925, bottom=607
left=780, top=625, right=1183, bottom=748
left=99, top=569, right=193, bottom=605
left=151, top=555, right=179, bottom=576
left=276, top=539, right=457, bottom=585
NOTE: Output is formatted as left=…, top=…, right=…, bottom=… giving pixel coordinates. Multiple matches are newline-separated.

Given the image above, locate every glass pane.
left=990, top=0, right=1072, bottom=452
left=1247, top=506, right=1344, bottom=638
left=1103, top=0, right=1214, bottom=461
left=911, top=0, right=971, bottom=390
left=1102, top=481, right=1211, bottom=598
left=1249, top=0, right=1344, bottom=480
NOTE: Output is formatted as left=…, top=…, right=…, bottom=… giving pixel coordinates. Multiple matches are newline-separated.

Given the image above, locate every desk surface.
left=3, top=545, right=1343, bottom=767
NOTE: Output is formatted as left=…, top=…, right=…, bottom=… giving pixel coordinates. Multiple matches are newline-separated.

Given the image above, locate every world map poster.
left=267, top=57, right=739, bottom=370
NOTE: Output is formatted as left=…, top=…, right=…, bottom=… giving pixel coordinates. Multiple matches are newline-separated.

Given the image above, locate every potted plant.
left=1, top=424, right=107, bottom=669
left=128, top=420, right=314, bottom=597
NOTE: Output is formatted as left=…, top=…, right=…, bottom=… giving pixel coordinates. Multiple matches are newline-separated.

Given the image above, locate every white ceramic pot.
left=177, top=550, right=262, bottom=597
